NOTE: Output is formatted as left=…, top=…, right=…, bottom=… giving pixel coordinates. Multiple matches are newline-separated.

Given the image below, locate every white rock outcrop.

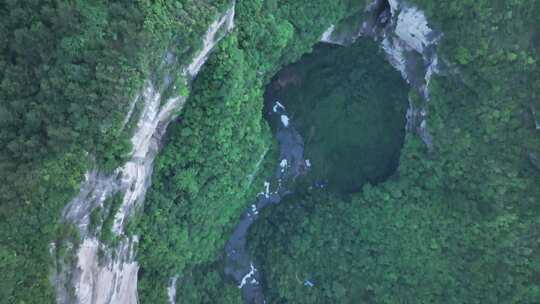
left=167, top=276, right=178, bottom=304
left=320, top=25, right=337, bottom=44
left=54, top=5, right=236, bottom=304
left=395, top=6, right=433, bottom=54
left=320, top=0, right=441, bottom=149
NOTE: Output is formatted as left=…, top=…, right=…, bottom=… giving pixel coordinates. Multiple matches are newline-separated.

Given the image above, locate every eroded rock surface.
left=320, top=0, right=442, bottom=149
left=53, top=5, right=236, bottom=304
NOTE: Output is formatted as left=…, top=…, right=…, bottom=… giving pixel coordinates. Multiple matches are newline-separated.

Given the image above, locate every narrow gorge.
left=53, top=6, right=236, bottom=304
left=1, top=0, right=539, bottom=303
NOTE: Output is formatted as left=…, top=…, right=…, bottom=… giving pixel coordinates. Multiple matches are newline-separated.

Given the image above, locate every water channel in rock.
left=223, top=38, right=409, bottom=303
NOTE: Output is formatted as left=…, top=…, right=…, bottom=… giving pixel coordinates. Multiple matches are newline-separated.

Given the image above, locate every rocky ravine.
left=52, top=0, right=442, bottom=303
left=222, top=1, right=444, bottom=304
left=52, top=4, right=235, bottom=304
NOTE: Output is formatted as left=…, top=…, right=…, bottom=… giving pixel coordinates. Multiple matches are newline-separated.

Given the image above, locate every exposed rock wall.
left=375, top=0, right=441, bottom=149
left=320, top=25, right=339, bottom=45
left=320, top=0, right=442, bottom=149
left=167, top=276, right=178, bottom=304
left=532, top=105, right=540, bottom=130
left=53, top=5, right=236, bottom=304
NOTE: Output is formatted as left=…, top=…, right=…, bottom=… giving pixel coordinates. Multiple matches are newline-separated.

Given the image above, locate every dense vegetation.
left=174, top=262, right=243, bottom=303
left=136, top=34, right=272, bottom=301
left=1, top=0, right=539, bottom=303
left=266, top=40, right=407, bottom=193
left=0, top=1, right=228, bottom=302
left=248, top=0, right=540, bottom=303
left=135, top=0, right=363, bottom=302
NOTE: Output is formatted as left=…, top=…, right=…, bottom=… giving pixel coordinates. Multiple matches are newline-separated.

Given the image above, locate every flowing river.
left=224, top=100, right=306, bottom=304
left=222, top=1, right=441, bottom=302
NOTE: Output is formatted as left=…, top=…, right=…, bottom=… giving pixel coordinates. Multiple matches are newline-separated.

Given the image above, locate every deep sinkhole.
left=264, top=38, right=409, bottom=193
left=224, top=37, right=411, bottom=304
left=243, top=37, right=412, bottom=302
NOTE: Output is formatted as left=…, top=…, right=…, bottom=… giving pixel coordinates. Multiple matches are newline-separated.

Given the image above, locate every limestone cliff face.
left=51, top=1, right=444, bottom=302
left=320, top=0, right=442, bottom=149
left=52, top=5, right=235, bottom=304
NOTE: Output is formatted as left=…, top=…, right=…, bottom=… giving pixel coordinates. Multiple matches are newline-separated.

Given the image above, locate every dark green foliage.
left=136, top=35, right=271, bottom=302
left=250, top=136, right=540, bottom=303
left=137, top=0, right=229, bottom=64
left=247, top=0, right=540, bottom=303
left=267, top=40, right=408, bottom=192
left=2, top=0, right=540, bottom=302
left=93, top=193, right=123, bottom=245
left=0, top=0, right=146, bottom=299
left=250, top=178, right=540, bottom=303
left=0, top=1, right=231, bottom=302
left=0, top=149, right=87, bottom=304
left=235, top=0, right=361, bottom=76
left=136, top=0, right=357, bottom=301
left=175, top=262, right=243, bottom=304
left=0, top=1, right=144, bottom=167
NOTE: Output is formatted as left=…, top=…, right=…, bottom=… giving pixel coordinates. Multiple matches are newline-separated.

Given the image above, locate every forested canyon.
left=1, top=0, right=540, bottom=303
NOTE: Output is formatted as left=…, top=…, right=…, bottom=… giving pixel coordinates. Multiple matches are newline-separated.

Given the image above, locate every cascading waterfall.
left=53, top=4, right=235, bottom=304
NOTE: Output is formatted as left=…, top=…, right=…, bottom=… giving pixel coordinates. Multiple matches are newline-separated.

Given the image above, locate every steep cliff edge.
left=320, top=0, right=441, bottom=148
left=2, top=0, right=538, bottom=303
left=52, top=6, right=235, bottom=304
left=247, top=0, right=540, bottom=302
